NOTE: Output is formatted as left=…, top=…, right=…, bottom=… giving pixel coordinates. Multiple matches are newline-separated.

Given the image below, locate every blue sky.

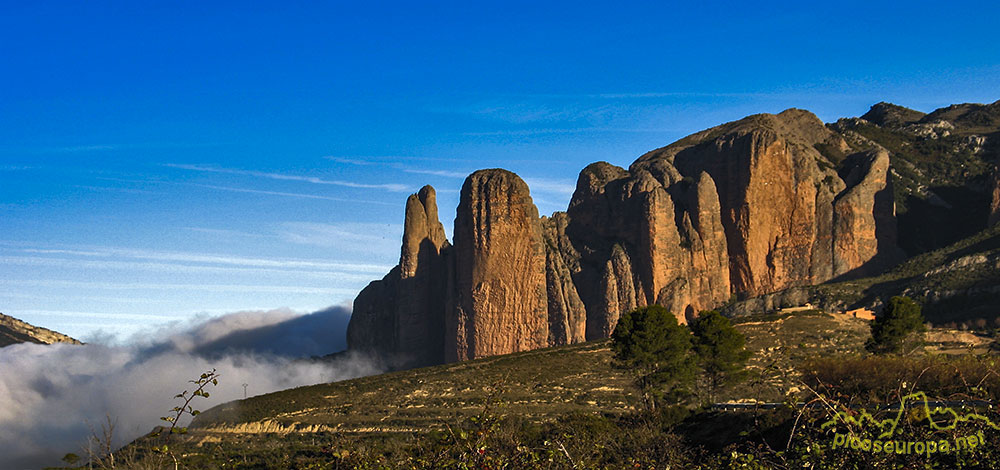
left=2, top=1, right=999, bottom=341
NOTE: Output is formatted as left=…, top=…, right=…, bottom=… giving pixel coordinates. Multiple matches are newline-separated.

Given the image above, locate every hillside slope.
left=110, top=312, right=994, bottom=469
left=0, top=312, right=80, bottom=347
left=193, top=312, right=872, bottom=432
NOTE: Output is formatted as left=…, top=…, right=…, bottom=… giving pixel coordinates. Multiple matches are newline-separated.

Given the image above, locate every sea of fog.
left=0, top=306, right=380, bottom=469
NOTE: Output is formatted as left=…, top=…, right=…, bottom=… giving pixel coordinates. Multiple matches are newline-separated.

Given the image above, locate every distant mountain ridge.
left=348, top=100, right=1000, bottom=369
left=0, top=312, right=80, bottom=347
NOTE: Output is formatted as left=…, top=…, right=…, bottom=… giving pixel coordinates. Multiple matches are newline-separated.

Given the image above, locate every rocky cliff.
left=346, top=186, right=450, bottom=368
left=0, top=312, right=81, bottom=348
left=348, top=102, right=998, bottom=368
left=631, top=109, right=899, bottom=298
left=447, top=170, right=550, bottom=361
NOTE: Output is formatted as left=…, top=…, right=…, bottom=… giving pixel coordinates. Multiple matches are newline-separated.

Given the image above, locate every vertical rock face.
left=831, top=149, right=900, bottom=277
left=633, top=109, right=894, bottom=298
left=347, top=185, right=449, bottom=369
left=347, top=269, right=399, bottom=364
left=401, top=186, right=448, bottom=277
left=684, top=172, right=732, bottom=314
left=348, top=107, right=907, bottom=369
left=396, top=186, right=450, bottom=366
left=541, top=212, right=587, bottom=346
left=565, top=160, right=732, bottom=329
left=447, top=170, right=549, bottom=361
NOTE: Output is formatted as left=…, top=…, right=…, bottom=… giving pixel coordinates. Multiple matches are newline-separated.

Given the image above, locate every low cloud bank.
left=0, top=306, right=378, bottom=469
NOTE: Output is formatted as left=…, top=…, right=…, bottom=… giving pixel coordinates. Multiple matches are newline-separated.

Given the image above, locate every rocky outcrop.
left=400, top=186, right=448, bottom=277
left=0, top=313, right=81, bottom=348
left=447, top=170, right=549, bottom=361
left=349, top=174, right=553, bottom=367
left=832, top=149, right=900, bottom=277
left=396, top=187, right=450, bottom=366
left=541, top=213, right=587, bottom=346
left=563, top=160, right=732, bottom=332
left=347, top=186, right=450, bottom=368
left=860, top=102, right=925, bottom=128
left=633, top=109, right=897, bottom=298
left=348, top=107, right=909, bottom=368
left=923, top=101, right=1000, bottom=131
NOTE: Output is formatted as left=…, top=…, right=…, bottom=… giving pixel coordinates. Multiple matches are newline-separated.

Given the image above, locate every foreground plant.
left=159, top=368, right=221, bottom=438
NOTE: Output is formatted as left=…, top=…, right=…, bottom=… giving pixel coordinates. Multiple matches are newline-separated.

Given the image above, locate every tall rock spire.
left=347, top=185, right=450, bottom=369
left=447, top=170, right=549, bottom=362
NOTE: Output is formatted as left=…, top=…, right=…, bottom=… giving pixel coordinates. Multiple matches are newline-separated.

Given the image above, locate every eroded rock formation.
left=346, top=186, right=450, bottom=368
left=348, top=108, right=908, bottom=367
left=447, top=170, right=549, bottom=362
left=634, top=109, right=899, bottom=297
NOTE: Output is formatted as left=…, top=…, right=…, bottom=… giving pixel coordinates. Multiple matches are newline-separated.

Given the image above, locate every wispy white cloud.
left=0, top=256, right=380, bottom=282
left=463, top=102, right=620, bottom=124
left=0, top=292, right=169, bottom=304
left=183, top=227, right=268, bottom=239
left=14, top=245, right=394, bottom=273
left=325, top=155, right=479, bottom=164
left=31, top=141, right=230, bottom=154
left=326, top=155, right=567, bottom=165
left=461, top=126, right=681, bottom=136
left=87, top=174, right=400, bottom=205
left=279, top=222, right=403, bottom=256
left=327, top=157, right=378, bottom=166
left=326, top=157, right=575, bottom=198
left=0, top=279, right=356, bottom=295
left=402, top=168, right=469, bottom=178
left=15, top=248, right=105, bottom=256
left=72, top=185, right=161, bottom=195
left=15, top=309, right=176, bottom=321
left=327, top=157, right=470, bottom=179
left=188, top=183, right=397, bottom=206
left=521, top=177, right=576, bottom=197
left=438, top=97, right=635, bottom=126
left=165, top=163, right=411, bottom=192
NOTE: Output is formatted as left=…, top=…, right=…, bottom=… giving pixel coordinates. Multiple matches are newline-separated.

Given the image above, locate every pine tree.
left=611, top=305, right=696, bottom=410
left=689, top=310, right=751, bottom=403
left=866, top=296, right=925, bottom=354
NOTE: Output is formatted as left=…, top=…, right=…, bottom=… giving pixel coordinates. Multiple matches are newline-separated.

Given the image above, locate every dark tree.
left=611, top=305, right=696, bottom=410
left=690, top=310, right=752, bottom=402
left=866, top=296, right=926, bottom=354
